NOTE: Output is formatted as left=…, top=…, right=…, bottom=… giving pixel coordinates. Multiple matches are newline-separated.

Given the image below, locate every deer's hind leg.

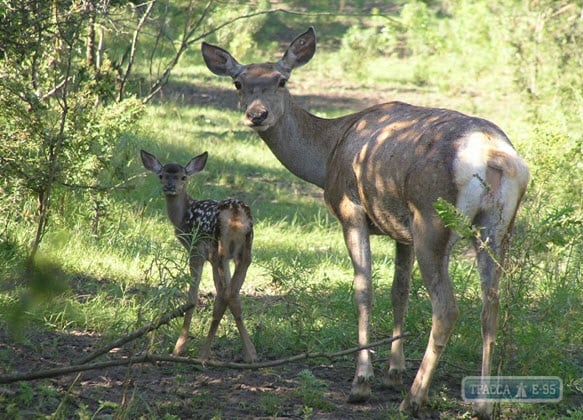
left=472, top=209, right=514, bottom=419
left=200, top=237, right=257, bottom=362
left=199, top=253, right=230, bottom=360
left=173, top=254, right=205, bottom=356
left=400, top=213, right=459, bottom=417
left=381, top=242, right=414, bottom=389
left=472, top=163, right=525, bottom=419
left=227, top=234, right=257, bottom=363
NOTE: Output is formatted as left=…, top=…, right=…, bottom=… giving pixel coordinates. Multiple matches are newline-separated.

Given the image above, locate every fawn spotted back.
left=141, top=150, right=257, bottom=362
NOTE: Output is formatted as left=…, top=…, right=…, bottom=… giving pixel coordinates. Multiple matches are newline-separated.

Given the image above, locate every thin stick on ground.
left=0, top=334, right=409, bottom=384
left=75, top=302, right=196, bottom=365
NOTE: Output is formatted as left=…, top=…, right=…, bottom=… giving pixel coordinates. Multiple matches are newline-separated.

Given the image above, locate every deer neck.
left=257, top=97, right=354, bottom=189
left=164, top=193, right=190, bottom=230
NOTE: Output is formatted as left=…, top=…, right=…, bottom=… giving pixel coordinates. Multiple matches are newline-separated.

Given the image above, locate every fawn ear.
left=276, top=27, right=316, bottom=77
left=201, top=42, right=244, bottom=78
left=140, top=150, right=163, bottom=174
left=185, top=152, right=208, bottom=176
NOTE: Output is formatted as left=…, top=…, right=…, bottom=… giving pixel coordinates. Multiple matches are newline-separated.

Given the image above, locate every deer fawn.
left=201, top=27, right=529, bottom=418
left=141, top=150, right=257, bottom=363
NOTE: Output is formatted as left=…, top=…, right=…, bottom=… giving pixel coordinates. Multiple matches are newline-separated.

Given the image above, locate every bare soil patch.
left=1, top=328, right=469, bottom=419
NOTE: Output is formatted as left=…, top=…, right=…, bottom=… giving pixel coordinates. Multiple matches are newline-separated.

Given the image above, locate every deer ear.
left=140, top=150, right=163, bottom=174
left=201, top=42, right=244, bottom=78
left=276, top=27, right=316, bottom=77
left=185, top=152, right=208, bottom=176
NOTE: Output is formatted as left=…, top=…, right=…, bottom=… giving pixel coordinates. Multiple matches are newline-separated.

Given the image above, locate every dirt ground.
left=1, top=327, right=473, bottom=419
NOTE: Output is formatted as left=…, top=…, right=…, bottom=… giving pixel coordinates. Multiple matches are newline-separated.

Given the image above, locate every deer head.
left=201, top=27, right=316, bottom=131
left=140, top=150, right=208, bottom=197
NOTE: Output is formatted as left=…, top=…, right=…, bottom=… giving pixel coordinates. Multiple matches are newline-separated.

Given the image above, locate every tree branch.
left=75, top=302, right=196, bottom=365
left=118, top=0, right=157, bottom=102
left=0, top=334, right=409, bottom=384
left=58, top=172, right=146, bottom=192
left=143, top=5, right=400, bottom=103
left=143, top=0, right=214, bottom=103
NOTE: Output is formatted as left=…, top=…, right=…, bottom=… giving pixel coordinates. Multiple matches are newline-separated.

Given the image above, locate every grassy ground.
left=1, top=5, right=583, bottom=419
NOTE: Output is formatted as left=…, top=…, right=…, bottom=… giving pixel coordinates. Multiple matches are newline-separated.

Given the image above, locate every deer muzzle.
left=163, top=185, right=178, bottom=195
left=245, top=109, right=268, bottom=126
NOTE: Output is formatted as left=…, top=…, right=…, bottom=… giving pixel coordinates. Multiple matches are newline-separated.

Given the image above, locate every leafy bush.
left=0, top=1, right=145, bottom=260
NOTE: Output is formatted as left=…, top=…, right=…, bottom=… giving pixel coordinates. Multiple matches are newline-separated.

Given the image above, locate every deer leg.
left=400, top=218, right=459, bottom=417
left=227, top=243, right=258, bottom=363
left=199, top=256, right=229, bottom=360
left=342, top=221, right=374, bottom=403
left=473, top=213, right=509, bottom=420
left=173, top=255, right=204, bottom=356
left=199, top=294, right=228, bottom=360
left=381, top=242, right=414, bottom=389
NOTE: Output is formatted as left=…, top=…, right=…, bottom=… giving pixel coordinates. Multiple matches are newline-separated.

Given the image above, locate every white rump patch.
left=453, top=132, right=522, bottom=223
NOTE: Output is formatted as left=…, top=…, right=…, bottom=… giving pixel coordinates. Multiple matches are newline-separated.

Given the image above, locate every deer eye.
left=181, top=176, right=186, bottom=181
left=158, top=175, right=163, bottom=180
left=279, top=79, right=287, bottom=88
left=234, top=81, right=242, bottom=90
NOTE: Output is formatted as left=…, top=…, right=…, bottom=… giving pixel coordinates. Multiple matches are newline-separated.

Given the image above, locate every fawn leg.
left=228, top=241, right=257, bottom=363
left=199, top=254, right=229, bottom=359
left=173, top=255, right=204, bottom=356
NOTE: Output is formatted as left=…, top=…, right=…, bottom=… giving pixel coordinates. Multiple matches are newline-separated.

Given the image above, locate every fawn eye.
left=279, top=79, right=287, bottom=88
left=181, top=176, right=186, bottom=181
left=234, top=81, right=242, bottom=90
left=158, top=175, right=163, bottom=179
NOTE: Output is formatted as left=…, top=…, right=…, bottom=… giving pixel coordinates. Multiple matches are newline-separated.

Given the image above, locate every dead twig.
left=75, top=302, right=196, bottom=365
left=0, top=334, right=409, bottom=384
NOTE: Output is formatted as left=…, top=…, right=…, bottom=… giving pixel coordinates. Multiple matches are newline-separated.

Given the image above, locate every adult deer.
left=201, top=28, right=529, bottom=418
left=141, top=150, right=258, bottom=363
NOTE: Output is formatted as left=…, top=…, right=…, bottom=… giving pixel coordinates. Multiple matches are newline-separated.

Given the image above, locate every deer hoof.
left=347, top=376, right=372, bottom=403
left=472, top=402, right=493, bottom=420
left=380, top=367, right=405, bottom=390
left=400, top=396, right=437, bottom=419
left=243, top=350, right=258, bottom=363
left=172, top=337, right=189, bottom=356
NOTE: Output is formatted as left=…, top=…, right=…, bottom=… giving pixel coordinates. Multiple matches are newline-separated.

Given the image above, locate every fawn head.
left=140, top=150, right=208, bottom=196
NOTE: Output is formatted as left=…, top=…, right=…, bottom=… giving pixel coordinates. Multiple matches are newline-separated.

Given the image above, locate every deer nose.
left=246, top=109, right=268, bottom=126
left=163, top=184, right=177, bottom=194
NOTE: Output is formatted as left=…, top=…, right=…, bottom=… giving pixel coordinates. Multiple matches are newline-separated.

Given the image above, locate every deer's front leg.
left=173, top=254, right=205, bottom=356
left=342, top=220, right=374, bottom=403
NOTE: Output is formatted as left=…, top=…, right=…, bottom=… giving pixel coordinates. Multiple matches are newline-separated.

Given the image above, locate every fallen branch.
left=0, top=334, right=409, bottom=384
left=75, top=302, right=196, bottom=365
